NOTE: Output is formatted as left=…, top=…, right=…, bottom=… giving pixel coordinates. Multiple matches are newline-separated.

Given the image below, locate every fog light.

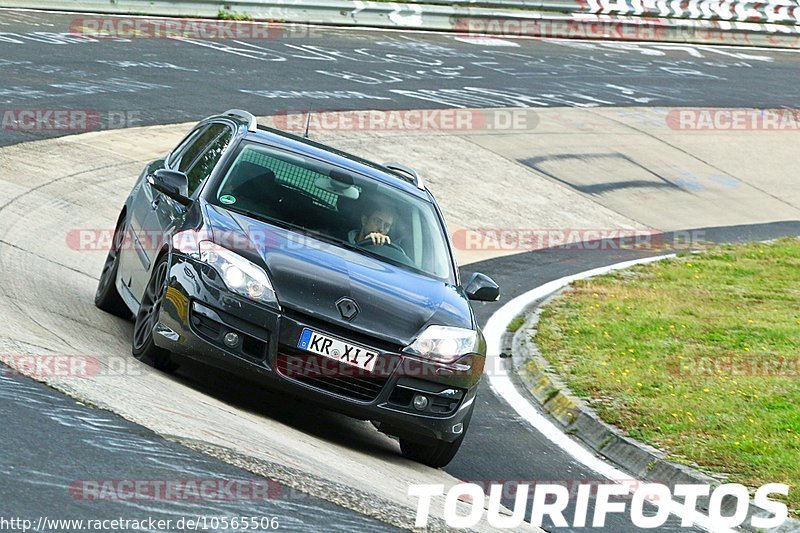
left=223, top=331, right=240, bottom=348
left=412, top=394, right=429, bottom=411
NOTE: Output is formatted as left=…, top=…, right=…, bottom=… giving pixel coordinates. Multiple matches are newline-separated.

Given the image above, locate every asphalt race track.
left=0, top=368, right=401, bottom=531
left=2, top=9, right=800, bottom=149
left=1, top=7, right=799, bottom=533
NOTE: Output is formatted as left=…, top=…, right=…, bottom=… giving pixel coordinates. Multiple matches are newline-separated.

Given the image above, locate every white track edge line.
left=482, top=253, right=738, bottom=533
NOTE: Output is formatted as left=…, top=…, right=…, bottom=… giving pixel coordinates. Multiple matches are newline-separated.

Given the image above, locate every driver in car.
left=348, top=202, right=396, bottom=247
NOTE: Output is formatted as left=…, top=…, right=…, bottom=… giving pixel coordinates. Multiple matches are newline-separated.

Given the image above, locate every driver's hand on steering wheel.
left=365, top=232, right=391, bottom=245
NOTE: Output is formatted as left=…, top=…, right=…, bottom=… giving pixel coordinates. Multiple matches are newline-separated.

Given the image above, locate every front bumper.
left=153, top=253, right=483, bottom=443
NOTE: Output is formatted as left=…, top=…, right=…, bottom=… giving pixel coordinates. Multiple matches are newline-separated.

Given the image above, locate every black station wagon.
left=95, top=109, right=500, bottom=467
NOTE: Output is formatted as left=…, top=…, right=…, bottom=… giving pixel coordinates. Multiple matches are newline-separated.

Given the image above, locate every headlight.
left=199, top=241, right=278, bottom=307
left=405, top=325, right=477, bottom=364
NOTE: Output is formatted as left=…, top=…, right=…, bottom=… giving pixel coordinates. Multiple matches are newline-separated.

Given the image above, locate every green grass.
left=507, top=316, right=526, bottom=333
left=217, top=9, right=253, bottom=21
left=535, top=238, right=800, bottom=516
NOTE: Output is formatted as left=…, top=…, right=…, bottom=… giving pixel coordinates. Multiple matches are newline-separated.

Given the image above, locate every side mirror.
left=464, top=272, right=500, bottom=302
left=147, top=169, right=191, bottom=206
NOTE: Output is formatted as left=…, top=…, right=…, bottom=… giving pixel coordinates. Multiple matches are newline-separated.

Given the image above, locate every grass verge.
left=535, top=238, right=800, bottom=515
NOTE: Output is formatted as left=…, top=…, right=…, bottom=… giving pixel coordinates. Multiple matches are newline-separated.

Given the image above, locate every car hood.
left=204, top=204, right=472, bottom=346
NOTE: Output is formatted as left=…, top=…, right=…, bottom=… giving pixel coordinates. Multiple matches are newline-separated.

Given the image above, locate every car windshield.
left=213, top=143, right=454, bottom=281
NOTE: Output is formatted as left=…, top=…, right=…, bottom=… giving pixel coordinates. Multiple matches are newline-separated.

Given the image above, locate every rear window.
left=237, top=147, right=341, bottom=209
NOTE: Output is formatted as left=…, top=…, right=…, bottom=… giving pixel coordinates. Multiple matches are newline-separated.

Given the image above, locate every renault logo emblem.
left=336, top=297, right=360, bottom=320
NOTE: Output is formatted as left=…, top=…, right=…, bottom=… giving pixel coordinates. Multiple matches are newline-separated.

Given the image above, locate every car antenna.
left=303, top=110, right=312, bottom=139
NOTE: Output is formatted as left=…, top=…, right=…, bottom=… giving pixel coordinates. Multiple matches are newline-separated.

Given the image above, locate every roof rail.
left=224, top=109, right=258, bottom=132
left=383, top=162, right=425, bottom=190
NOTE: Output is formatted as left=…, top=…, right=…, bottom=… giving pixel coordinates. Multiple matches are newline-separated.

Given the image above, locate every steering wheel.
left=356, top=238, right=413, bottom=265
left=357, top=238, right=405, bottom=253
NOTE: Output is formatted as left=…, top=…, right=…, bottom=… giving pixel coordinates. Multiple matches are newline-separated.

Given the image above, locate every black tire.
left=132, top=256, right=178, bottom=372
left=400, top=433, right=465, bottom=468
left=94, top=213, right=131, bottom=319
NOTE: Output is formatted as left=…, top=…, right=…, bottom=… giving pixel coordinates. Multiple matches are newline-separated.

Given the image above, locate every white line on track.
left=482, top=253, right=736, bottom=533
left=453, top=36, right=520, bottom=47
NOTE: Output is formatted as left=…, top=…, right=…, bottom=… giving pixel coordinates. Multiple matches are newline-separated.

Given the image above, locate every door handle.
left=151, top=197, right=160, bottom=210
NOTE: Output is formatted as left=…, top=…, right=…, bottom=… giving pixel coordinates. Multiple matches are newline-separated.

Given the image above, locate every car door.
left=117, top=124, right=209, bottom=298
left=134, top=122, right=235, bottom=299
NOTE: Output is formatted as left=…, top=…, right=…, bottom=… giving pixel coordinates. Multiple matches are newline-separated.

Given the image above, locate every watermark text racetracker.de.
left=666, top=108, right=800, bottom=131
left=0, top=109, right=141, bottom=132
left=67, top=228, right=707, bottom=253
left=69, top=479, right=282, bottom=501
left=0, top=515, right=280, bottom=532
left=272, top=108, right=539, bottom=132
left=669, top=354, right=799, bottom=377
left=455, top=17, right=671, bottom=41
left=409, top=481, right=790, bottom=529
left=452, top=228, right=707, bottom=251
left=452, top=17, right=800, bottom=45
left=0, top=354, right=143, bottom=379
left=69, top=16, right=323, bottom=40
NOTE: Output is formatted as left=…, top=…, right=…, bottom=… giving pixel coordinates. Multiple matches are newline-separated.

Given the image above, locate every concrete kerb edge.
left=6, top=362, right=528, bottom=533
left=6, top=368, right=450, bottom=532
left=502, top=276, right=800, bottom=531
left=172, top=438, right=455, bottom=532
left=171, top=437, right=529, bottom=533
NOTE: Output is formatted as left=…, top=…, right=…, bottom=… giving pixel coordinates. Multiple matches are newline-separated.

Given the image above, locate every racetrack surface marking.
left=481, top=253, right=750, bottom=532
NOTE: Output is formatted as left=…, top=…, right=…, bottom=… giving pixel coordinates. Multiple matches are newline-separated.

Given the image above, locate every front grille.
left=275, top=346, right=392, bottom=402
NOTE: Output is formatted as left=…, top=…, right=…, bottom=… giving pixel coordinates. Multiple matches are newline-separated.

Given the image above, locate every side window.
left=167, top=126, right=207, bottom=169
left=178, top=124, right=223, bottom=174
left=184, top=124, right=234, bottom=195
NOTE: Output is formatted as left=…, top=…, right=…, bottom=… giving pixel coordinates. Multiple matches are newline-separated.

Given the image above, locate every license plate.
left=297, top=328, right=379, bottom=372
